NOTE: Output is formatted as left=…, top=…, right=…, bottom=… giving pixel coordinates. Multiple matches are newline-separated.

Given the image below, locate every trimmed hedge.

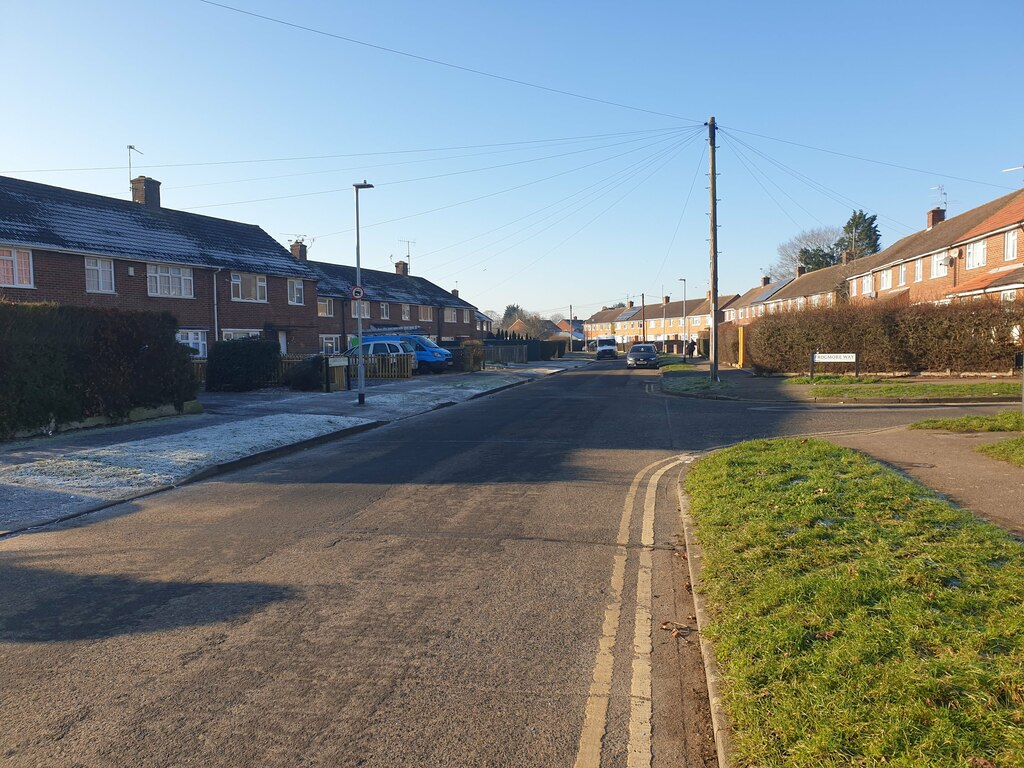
left=742, top=302, right=1024, bottom=374
left=205, top=338, right=281, bottom=392
left=0, top=302, right=196, bottom=437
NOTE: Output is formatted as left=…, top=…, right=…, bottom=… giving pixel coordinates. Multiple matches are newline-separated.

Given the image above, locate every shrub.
left=283, top=355, right=325, bottom=391
left=742, top=301, right=1024, bottom=374
left=205, top=338, right=281, bottom=392
left=0, top=302, right=196, bottom=437
left=461, top=340, right=485, bottom=371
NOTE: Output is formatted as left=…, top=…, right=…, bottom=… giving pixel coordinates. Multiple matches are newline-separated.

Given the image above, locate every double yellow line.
left=573, top=455, right=688, bottom=768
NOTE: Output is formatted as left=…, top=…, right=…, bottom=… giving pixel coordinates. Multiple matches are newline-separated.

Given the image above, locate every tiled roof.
left=0, top=174, right=315, bottom=279
left=730, top=280, right=784, bottom=311
left=957, top=194, right=1024, bottom=243
left=948, top=264, right=1024, bottom=295
left=309, top=260, right=475, bottom=309
left=768, top=262, right=859, bottom=302
left=847, top=190, right=1024, bottom=278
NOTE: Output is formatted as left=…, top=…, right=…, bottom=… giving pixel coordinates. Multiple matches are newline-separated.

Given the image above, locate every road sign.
left=812, top=353, right=857, bottom=363
left=351, top=285, right=364, bottom=300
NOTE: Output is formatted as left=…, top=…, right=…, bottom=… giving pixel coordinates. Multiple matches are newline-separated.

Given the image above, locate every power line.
left=650, top=141, right=707, bottom=286
left=198, top=0, right=701, bottom=124
left=720, top=133, right=802, bottom=229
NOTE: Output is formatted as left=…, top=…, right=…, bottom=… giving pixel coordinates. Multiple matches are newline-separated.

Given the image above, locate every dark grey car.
left=626, top=344, right=659, bottom=369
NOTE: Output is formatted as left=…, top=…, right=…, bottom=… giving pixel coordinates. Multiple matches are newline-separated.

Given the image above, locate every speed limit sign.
left=351, top=285, right=364, bottom=300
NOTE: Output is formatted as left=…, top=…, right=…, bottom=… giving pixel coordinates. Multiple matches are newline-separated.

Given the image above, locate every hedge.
left=0, top=302, right=196, bottom=437
left=205, top=338, right=281, bottom=392
left=741, top=302, right=1024, bottom=374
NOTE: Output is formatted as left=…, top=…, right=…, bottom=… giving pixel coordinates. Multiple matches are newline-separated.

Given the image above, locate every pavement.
left=0, top=358, right=591, bottom=535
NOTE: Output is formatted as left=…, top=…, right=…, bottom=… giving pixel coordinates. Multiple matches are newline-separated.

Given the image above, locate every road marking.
left=627, top=460, right=682, bottom=768
left=573, top=455, right=680, bottom=768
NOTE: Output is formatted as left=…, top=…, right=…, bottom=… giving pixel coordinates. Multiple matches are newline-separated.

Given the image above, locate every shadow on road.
left=0, top=556, right=295, bottom=643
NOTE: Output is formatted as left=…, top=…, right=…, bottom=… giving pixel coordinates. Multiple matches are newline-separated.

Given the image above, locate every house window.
left=147, top=264, right=194, bottom=297
left=320, top=334, right=342, bottom=354
left=879, top=269, right=892, bottom=290
left=222, top=329, right=261, bottom=341
left=231, top=272, right=267, bottom=302
left=1006, top=230, right=1018, bottom=261
left=811, top=295, right=820, bottom=308
left=85, top=257, right=115, bottom=293
left=826, top=293, right=834, bottom=307
left=444, top=308, right=457, bottom=323
left=402, top=304, right=411, bottom=321
left=850, top=279, right=857, bottom=297
left=463, top=309, right=471, bottom=324
left=318, top=297, right=334, bottom=317
left=797, top=297, right=806, bottom=311
left=862, top=274, right=874, bottom=294
left=287, top=279, right=304, bottom=305
left=176, top=329, right=208, bottom=357
left=380, top=303, right=390, bottom=319
left=0, top=247, right=33, bottom=287
left=898, top=263, right=906, bottom=286
left=932, top=252, right=948, bottom=278
left=419, top=306, right=433, bottom=322
left=1000, top=290, right=1017, bottom=302
left=914, top=259, right=923, bottom=282
left=966, top=241, right=987, bottom=269
left=351, top=300, right=370, bottom=318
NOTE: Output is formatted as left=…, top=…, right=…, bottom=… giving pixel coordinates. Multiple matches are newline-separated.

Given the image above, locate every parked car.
left=595, top=336, right=618, bottom=360
left=344, top=339, right=416, bottom=359
left=626, top=344, right=659, bottom=369
left=359, top=334, right=453, bottom=374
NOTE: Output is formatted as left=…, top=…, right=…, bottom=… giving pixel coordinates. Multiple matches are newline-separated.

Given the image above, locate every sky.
left=3, top=0, right=1023, bottom=320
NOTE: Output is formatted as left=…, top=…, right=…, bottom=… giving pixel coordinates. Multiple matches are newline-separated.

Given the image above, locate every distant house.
left=760, top=261, right=857, bottom=316
left=846, top=192, right=1024, bottom=306
left=582, top=294, right=737, bottom=348
left=0, top=174, right=320, bottom=356
left=306, top=257, right=484, bottom=353
left=505, top=316, right=561, bottom=339
left=724, top=276, right=791, bottom=325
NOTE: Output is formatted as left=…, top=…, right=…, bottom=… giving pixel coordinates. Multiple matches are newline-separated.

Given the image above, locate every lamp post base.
left=358, top=392, right=365, bottom=406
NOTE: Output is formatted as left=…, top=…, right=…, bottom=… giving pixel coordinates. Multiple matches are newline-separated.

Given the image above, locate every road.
left=0, top=363, right=993, bottom=767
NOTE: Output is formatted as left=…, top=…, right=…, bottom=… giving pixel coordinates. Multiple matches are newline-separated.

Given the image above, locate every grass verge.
left=785, top=375, right=884, bottom=385
left=978, top=437, right=1024, bottom=468
left=686, top=438, right=1024, bottom=767
left=661, top=373, right=729, bottom=394
left=807, top=381, right=1021, bottom=400
left=910, top=410, right=1024, bottom=432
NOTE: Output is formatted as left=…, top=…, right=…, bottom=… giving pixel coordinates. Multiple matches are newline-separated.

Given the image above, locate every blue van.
left=361, top=334, right=453, bottom=373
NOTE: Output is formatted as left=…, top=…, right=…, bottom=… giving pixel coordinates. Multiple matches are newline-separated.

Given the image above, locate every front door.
left=278, top=330, right=288, bottom=355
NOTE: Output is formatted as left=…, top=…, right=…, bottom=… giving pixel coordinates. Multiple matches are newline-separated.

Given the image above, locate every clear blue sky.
left=4, top=0, right=1022, bottom=318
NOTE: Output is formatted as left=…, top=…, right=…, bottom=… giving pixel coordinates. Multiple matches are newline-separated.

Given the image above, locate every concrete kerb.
left=675, top=461, right=733, bottom=768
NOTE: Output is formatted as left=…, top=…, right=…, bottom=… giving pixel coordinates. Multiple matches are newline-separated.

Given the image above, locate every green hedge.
left=205, top=338, right=281, bottom=391
left=0, top=302, right=196, bottom=437
left=743, top=302, right=1024, bottom=374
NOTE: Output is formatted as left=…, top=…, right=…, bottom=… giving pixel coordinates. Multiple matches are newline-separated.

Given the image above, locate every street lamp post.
left=353, top=181, right=374, bottom=405
left=678, top=278, right=687, bottom=357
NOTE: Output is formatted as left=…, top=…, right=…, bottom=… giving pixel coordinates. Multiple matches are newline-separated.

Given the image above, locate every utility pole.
left=568, top=303, right=573, bottom=352
left=399, top=239, right=415, bottom=274
left=641, top=292, right=646, bottom=342
left=707, top=116, right=720, bottom=382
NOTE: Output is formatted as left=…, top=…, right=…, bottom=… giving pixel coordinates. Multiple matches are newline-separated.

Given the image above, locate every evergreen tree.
left=835, top=210, right=881, bottom=259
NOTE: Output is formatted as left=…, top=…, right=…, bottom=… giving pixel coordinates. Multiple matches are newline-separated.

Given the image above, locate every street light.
left=678, top=278, right=687, bottom=358
left=353, top=181, right=374, bottom=405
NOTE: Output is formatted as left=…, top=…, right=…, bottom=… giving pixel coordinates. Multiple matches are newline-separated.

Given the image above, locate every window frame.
left=176, top=329, right=208, bottom=357
left=317, top=297, right=334, bottom=317
left=320, top=334, right=342, bottom=354
left=879, top=269, right=892, bottom=291
left=85, top=256, right=115, bottom=294
left=147, top=263, right=194, bottom=298
left=1005, top=230, right=1018, bottom=261
left=230, top=272, right=268, bottom=303
left=463, top=309, right=471, bottom=324
left=914, top=258, right=923, bottom=283
left=287, top=278, right=304, bottom=305
left=402, top=304, right=411, bottom=321
left=0, top=247, right=34, bottom=288
left=351, top=300, right=371, bottom=319
left=897, top=263, right=907, bottom=287
left=221, top=328, right=262, bottom=341
left=380, top=302, right=390, bottom=320
left=419, top=305, right=433, bottom=322
left=966, top=241, right=987, bottom=270
left=444, top=307, right=457, bottom=323
left=932, top=252, right=948, bottom=278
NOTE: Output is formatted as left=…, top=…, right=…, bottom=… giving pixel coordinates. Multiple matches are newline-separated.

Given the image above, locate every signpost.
left=1016, top=351, right=1023, bottom=414
left=810, top=352, right=859, bottom=379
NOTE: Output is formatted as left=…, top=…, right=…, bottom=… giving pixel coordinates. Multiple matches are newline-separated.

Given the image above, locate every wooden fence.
left=483, top=344, right=528, bottom=364
left=347, top=353, right=414, bottom=381
left=192, top=353, right=413, bottom=390
left=191, top=354, right=312, bottom=389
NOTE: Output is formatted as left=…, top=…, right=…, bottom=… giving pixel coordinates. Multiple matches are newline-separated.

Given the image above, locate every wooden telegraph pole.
left=707, top=116, right=720, bottom=382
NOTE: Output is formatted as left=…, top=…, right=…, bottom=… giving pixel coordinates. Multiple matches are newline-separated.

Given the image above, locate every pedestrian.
left=687, top=339, right=697, bottom=358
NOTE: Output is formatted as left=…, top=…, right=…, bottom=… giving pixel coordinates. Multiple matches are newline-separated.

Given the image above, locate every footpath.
left=665, top=360, right=1024, bottom=537
left=0, top=358, right=591, bottom=536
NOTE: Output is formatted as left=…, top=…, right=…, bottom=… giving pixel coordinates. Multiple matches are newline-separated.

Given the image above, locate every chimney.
left=627, top=300, right=634, bottom=308
left=131, top=176, right=161, bottom=208
left=706, top=290, right=712, bottom=300
left=662, top=295, right=670, bottom=305
left=290, top=241, right=307, bottom=261
left=395, top=260, right=408, bottom=276
left=601, top=306, right=608, bottom=311
left=927, top=207, right=946, bottom=229
left=796, top=265, right=807, bottom=277
left=451, top=288, right=459, bottom=298
left=761, top=275, right=771, bottom=287
left=841, top=250, right=851, bottom=265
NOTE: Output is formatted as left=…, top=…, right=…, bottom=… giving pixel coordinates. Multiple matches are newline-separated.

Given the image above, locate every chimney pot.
left=927, top=207, right=946, bottom=229
left=662, top=295, right=670, bottom=305
left=627, top=300, right=634, bottom=308
left=761, top=275, right=771, bottom=287
left=131, top=176, right=161, bottom=208
left=290, top=241, right=307, bottom=261
left=395, top=260, right=408, bottom=276
left=451, top=288, right=459, bottom=298
left=796, top=265, right=807, bottom=277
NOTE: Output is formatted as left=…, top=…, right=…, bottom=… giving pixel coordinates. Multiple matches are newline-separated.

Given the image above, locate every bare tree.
left=772, top=226, right=842, bottom=278
left=549, top=312, right=565, bottom=324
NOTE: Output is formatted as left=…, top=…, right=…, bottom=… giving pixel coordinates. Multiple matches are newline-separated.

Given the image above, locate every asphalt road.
left=0, top=363, right=997, bottom=767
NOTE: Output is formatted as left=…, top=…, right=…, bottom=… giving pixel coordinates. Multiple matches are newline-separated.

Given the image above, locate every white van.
left=595, top=336, right=618, bottom=360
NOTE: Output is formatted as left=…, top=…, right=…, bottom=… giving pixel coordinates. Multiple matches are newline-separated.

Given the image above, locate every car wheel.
left=417, top=361, right=430, bottom=375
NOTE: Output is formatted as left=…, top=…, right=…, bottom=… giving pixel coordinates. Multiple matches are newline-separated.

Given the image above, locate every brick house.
left=583, top=295, right=735, bottom=348
left=846, top=191, right=1024, bottom=306
left=760, top=260, right=859, bottom=316
left=306, top=257, right=484, bottom=353
left=723, top=276, right=791, bottom=326
left=0, top=174, right=320, bottom=355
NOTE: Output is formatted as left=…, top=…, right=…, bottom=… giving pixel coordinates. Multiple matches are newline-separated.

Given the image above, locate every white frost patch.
left=0, top=414, right=370, bottom=499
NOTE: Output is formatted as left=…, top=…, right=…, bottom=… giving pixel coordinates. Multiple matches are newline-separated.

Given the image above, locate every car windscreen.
left=414, top=336, right=441, bottom=349
left=630, top=346, right=655, bottom=353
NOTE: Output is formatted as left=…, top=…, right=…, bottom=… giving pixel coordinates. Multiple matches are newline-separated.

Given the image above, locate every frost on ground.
left=0, top=414, right=371, bottom=499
